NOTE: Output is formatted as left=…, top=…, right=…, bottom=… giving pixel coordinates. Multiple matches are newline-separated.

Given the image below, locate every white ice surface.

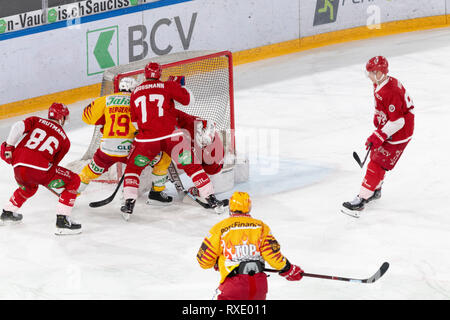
left=1, top=27, right=450, bottom=300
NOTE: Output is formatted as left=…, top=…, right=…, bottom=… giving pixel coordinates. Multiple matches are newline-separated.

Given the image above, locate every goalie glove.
left=195, top=120, right=216, bottom=148
left=167, top=75, right=185, bottom=86
left=1, top=142, right=14, bottom=164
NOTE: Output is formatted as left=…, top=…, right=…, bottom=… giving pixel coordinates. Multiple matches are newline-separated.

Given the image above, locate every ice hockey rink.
left=1, top=26, right=450, bottom=300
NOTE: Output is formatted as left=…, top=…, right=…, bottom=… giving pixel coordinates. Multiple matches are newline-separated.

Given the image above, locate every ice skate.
left=366, top=188, right=381, bottom=203
left=0, top=210, right=23, bottom=225
left=341, top=196, right=367, bottom=218
left=146, top=190, right=173, bottom=206
left=120, top=199, right=136, bottom=221
left=205, top=194, right=229, bottom=214
left=55, top=215, right=82, bottom=235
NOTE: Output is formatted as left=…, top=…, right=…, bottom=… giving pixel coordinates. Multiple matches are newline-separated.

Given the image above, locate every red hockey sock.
left=123, top=174, right=140, bottom=200
left=360, top=160, right=385, bottom=199
left=6, top=185, right=39, bottom=210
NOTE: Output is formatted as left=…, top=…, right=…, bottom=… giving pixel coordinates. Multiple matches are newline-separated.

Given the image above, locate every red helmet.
left=144, top=62, right=162, bottom=80
left=48, top=102, right=69, bottom=122
left=366, top=56, right=389, bottom=75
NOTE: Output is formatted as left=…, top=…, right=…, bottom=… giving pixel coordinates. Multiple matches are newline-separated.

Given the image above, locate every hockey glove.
left=279, top=261, right=304, bottom=281
left=168, top=75, right=185, bottom=86
left=195, top=120, right=216, bottom=148
left=365, top=129, right=387, bottom=150
left=1, top=142, right=14, bottom=164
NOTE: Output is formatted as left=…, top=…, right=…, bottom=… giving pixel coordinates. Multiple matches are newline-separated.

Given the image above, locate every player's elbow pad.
left=381, top=117, right=405, bottom=137
left=6, top=121, right=25, bottom=146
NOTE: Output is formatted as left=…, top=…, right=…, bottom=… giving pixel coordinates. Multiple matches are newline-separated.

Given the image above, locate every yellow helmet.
left=229, top=191, right=252, bottom=214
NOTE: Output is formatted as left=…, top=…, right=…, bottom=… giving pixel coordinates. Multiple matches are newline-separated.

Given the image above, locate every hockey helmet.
left=118, top=77, right=138, bottom=93
left=48, top=102, right=69, bottom=123
left=144, top=61, right=162, bottom=80
left=366, top=56, right=389, bottom=75
left=229, top=191, right=252, bottom=215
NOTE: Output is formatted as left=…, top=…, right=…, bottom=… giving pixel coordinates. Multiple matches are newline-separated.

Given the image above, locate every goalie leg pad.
left=190, top=169, right=214, bottom=198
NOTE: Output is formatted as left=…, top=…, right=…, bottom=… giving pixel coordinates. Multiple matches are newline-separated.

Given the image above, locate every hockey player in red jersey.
left=120, top=62, right=226, bottom=220
left=0, top=103, right=82, bottom=234
left=342, top=56, right=415, bottom=217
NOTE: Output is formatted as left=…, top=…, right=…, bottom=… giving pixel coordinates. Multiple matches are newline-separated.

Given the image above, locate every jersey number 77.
left=135, top=94, right=165, bottom=123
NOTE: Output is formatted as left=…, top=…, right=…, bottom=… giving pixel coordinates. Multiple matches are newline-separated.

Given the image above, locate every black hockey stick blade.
left=353, top=144, right=372, bottom=168
left=362, top=262, right=389, bottom=283
left=353, top=151, right=364, bottom=168
left=89, top=174, right=125, bottom=208
left=184, top=191, right=229, bottom=210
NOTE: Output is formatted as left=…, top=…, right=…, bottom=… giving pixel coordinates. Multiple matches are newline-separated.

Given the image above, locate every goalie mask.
left=118, top=77, right=138, bottom=93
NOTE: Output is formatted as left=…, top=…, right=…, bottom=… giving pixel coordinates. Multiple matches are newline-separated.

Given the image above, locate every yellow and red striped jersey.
left=82, top=92, right=136, bottom=157
left=196, top=214, right=288, bottom=283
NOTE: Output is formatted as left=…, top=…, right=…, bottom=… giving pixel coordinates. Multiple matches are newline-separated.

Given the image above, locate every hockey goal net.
left=69, top=50, right=236, bottom=190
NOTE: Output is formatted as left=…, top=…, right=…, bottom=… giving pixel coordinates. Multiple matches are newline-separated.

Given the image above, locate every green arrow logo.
left=94, top=30, right=116, bottom=69
left=0, top=19, right=6, bottom=33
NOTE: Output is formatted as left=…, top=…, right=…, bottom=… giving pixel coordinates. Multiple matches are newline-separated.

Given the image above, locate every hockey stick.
left=167, top=160, right=187, bottom=197
left=167, top=161, right=228, bottom=210
left=45, top=186, right=61, bottom=197
left=89, top=173, right=125, bottom=208
left=167, top=161, right=213, bottom=209
left=264, top=262, right=389, bottom=284
left=353, top=144, right=372, bottom=168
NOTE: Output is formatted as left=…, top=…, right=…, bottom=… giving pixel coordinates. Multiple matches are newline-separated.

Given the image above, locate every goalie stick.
left=264, top=262, right=389, bottom=284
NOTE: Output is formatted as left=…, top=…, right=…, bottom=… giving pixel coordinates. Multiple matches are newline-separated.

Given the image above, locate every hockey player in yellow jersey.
left=78, top=77, right=173, bottom=205
left=197, top=191, right=304, bottom=300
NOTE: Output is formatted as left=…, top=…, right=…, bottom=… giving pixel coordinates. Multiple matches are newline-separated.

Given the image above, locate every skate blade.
left=214, top=205, right=228, bottom=215
left=121, top=212, right=131, bottom=221
left=214, top=205, right=229, bottom=214
left=340, top=208, right=361, bottom=218
left=146, top=199, right=173, bottom=207
left=55, top=228, right=82, bottom=235
left=0, top=219, right=23, bottom=226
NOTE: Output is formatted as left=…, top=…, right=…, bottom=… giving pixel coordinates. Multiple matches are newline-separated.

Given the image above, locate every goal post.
left=70, top=50, right=247, bottom=193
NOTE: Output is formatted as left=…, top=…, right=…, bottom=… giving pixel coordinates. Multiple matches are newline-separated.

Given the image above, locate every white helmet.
left=118, top=77, right=138, bottom=92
